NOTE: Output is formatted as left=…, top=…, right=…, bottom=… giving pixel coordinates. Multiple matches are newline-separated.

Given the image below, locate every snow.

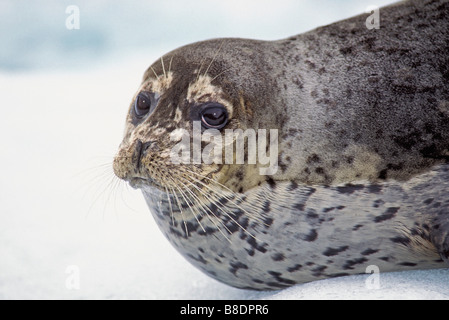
left=1, top=0, right=448, bottom=300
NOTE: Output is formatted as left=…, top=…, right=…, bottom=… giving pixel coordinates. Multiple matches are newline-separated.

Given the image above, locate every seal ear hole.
left=134, top=91, right=158, bottom=119
left=200, top=103, right=228, bottom=130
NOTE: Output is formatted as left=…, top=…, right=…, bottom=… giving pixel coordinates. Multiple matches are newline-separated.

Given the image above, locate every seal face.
left=114, top=0, right=449, bottom=290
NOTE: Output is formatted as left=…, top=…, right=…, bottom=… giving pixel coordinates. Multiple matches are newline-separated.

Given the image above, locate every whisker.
left=180, top=169, right=267, bottom=226
left=168, top=55, right=174, bottom=74
left=168, top=175, right=207, bottom=234
left=150, top=66, right=160, bottom=80
left=161, top=56, right=167, bottom=78
left=203, top=40, right=225, bottom=77
left=196, top=56, right=207, bottom=82
left=164, top=186, right=175, bottom=226
left=175, top=174, right=258, bottom=240
left=174, top=175, right=232, bottom=242
left=169, top=185, right=190, bottom=237
left=211, top=67, right=233, bottom=82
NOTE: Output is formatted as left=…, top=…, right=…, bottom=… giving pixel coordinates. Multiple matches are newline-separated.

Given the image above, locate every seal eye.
left=200, top=104, right=228, bottom=129
left=134, top=92, right=157, bottom=119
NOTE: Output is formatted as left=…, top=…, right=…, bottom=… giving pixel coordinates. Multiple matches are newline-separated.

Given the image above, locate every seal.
left=113, top=0, right=449, bottom=290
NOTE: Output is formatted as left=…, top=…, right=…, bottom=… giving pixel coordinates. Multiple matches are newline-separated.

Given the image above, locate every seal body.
left=114, top=0, right=449, bottom=290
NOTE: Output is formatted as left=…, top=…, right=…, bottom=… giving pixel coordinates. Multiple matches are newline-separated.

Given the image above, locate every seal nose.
left=134, top=139, right=155, bottom=170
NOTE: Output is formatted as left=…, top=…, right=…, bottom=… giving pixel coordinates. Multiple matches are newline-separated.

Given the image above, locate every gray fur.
left=139, top=164, right=448, bottom=290
left=114, top=0, right=449, bottom=290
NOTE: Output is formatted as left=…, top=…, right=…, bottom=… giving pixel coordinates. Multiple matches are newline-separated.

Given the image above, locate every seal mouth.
left=128, top=177, right=164, bottom=190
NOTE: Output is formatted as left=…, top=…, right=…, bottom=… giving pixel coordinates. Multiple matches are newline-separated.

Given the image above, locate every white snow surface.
left=1, top=0, right=449, bottom=300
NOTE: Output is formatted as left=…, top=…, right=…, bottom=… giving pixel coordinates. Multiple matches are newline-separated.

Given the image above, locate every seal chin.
left=128, top=177, right=163, bottom=191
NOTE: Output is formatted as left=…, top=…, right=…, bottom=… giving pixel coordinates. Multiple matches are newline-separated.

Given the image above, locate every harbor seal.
left=113, top=0, right=449, bottom=290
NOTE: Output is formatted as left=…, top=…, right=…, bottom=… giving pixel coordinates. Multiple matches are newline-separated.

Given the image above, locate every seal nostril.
left=134, top=140, right=155, bottom=170
left=133, top=140, right=143, bottom=170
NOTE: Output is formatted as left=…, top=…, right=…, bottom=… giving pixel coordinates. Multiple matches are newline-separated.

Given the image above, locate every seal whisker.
left=168, top=55, right=174, bottom=74
left=160, top=56, right=167, bottom=79
left=175, top=176, right=233, bottom=242
left=176, top=175, right=234, bottom=233
left=168, top=175, right=207, bottom=234
left=164, top=186, right=175, bottom=226
left=203, top=39, right=225, bottom=77
left=211, top=67, right=233, bottom=82
left=180, top=169, right=267, bottom=226
left=176, top=174, right=259, bottom=240
left=86, top=171, right=120, bottom=219
left=169, top=185, right=190, bottom=237
left=149, top=66, right=160, bottom=80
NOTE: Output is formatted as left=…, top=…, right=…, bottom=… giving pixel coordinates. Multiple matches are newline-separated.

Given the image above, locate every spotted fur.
left=114, top=0, right=449, bottom=290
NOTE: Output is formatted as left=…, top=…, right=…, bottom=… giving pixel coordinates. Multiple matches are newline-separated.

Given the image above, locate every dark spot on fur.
left=301, top=229, right=318, bottom=242
left=271, top=253, right=285, bottom=262
left=361, top=248, right=379, bottom=256
left=398, top=262, right=417, bottom=267
left=378, top=169, right=388, bottom=180
left=323, top=246, right=349, bottom=257
left=267, top=271, right=296, bottom=285
left=293, top=202, right=305, bottom=212
left=185, top=221, right=199, bottom=234
left=245, top=248, right=255, bottom=256
left=229, top=261, right=248, bottom=275
left=305, top=60, right=316, bottom=69
left=390, top=236, right=411, bottom=245
left=287, top=264, right=303, bottom=272
left=187, top=253, right=207, bottom=264
left=424, top=198, right=434, bottom=205
left=307, top=154, right=321, bottom=164
left=352, top=224, right=363, bottom=231
left=247, top=237, right=268, bottom=253
left=252, top=278, right=264, bottom=284
left=368, top=184, right=382, bottom=194
left=263, top=217, right=274, bottom=227
left=340, top=46, right=353, bottom=55
left=374, top=207, right=400, bottom=223
left=312, top=265, right=327, bottom=277
left=380, top=256, right=390, bottom=262
left=315, top=167, right=325, bottom=175
left=329, top=273, right=350, bottom=278
left=306, top=210, right=319, bottom=219
left=266, top=177, right=276, bottom=189
left=373, top=199, right=384, bottom=208
left=393, top=130, right=422, bottom=151
left=343, top=258, right=368, bottom=270
left=336, top=184, right=364, bottom=194
left=224, top=221, right=240, bottom=234
left=288, top=181, right=298, bottom=191
left=262, top=200, right=270, bottom=213
left=363, top=37, right=377, bottom=51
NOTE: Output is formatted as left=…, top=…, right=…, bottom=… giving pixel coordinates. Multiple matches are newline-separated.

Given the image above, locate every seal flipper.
left=430, top=213, right=449, bottom=264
